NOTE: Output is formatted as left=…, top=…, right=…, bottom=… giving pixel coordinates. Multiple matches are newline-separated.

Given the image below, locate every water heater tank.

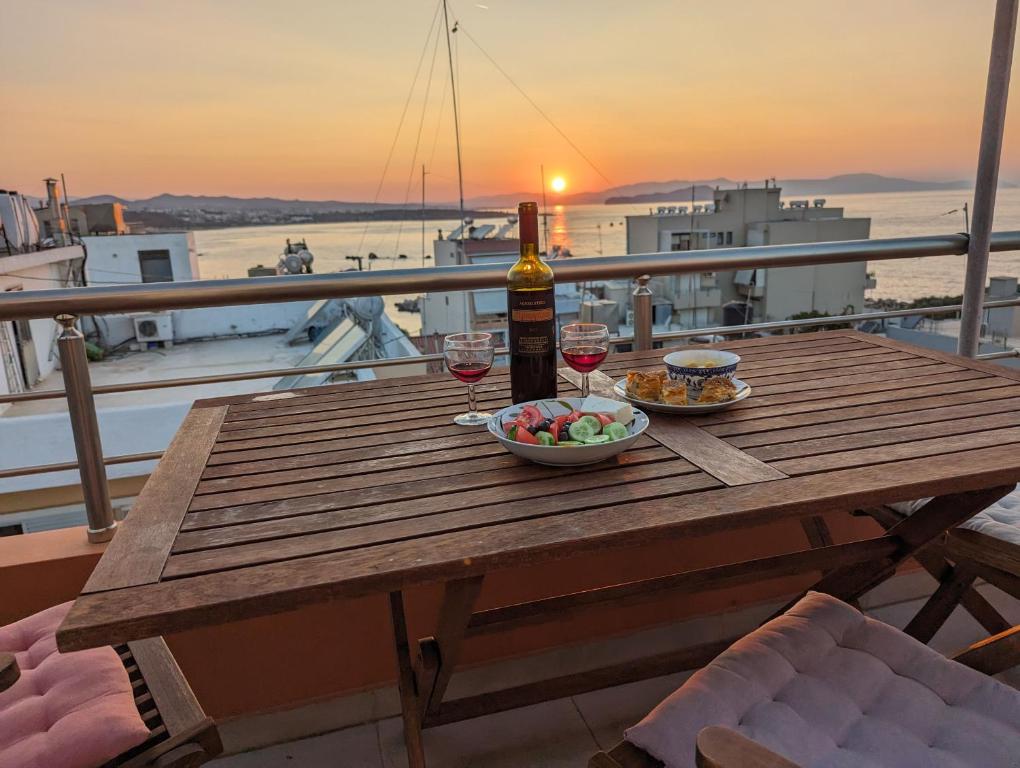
left=351, top=296, right=385, bottom=323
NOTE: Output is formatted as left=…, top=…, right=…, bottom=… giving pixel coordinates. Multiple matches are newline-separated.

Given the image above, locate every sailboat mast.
left=540, top=164, right=549, bottom=254
left=421, top=164, right=427, bottom=267
left=442, top=0, right=466, bottom=261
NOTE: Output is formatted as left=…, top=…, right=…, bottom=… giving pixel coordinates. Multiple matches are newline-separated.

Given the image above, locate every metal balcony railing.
left=2, top=231, right=1020, bottom=541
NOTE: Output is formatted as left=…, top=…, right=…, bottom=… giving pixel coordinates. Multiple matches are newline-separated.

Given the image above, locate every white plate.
left=612, top=378, right=751, bottom=414
left=488, top=397, right=649, bottom=466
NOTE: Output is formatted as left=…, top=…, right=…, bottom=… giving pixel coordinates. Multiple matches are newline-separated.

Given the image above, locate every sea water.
left=194, top=188, right=1020, bottom=334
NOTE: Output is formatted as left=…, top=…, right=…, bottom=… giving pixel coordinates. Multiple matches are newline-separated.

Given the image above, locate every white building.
left=625, top=186, right=872, bottom=327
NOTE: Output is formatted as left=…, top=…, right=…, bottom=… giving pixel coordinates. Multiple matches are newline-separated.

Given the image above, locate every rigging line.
left=426, top=69, right=449, bottom=171
left=355, top=0, right=443, bottom=257
left=455, top=22, right=612, bottom=186
left=394, top=16, right=445, bottom=258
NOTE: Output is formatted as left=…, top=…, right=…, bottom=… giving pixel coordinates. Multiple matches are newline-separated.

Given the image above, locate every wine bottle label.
left=509, top=288, right=554, bottom=357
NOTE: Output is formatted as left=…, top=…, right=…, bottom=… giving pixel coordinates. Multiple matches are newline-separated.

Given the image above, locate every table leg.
left=420, top=576, right=484, bottom=720
left=388, top=591, right=427, bottom=768
left=785, top=486, right=1015, bottom=613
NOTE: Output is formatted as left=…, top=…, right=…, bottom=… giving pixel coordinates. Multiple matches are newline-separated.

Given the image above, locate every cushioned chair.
left=860, top=483, right=1020, bottom=643
left=0, top=602, right=221, bottom=768
left=590, top=592, right=1020, bottom=768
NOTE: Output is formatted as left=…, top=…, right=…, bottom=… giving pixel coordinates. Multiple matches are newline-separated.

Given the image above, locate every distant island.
left=464, top=173, right=1014, bottom=208
left=69, top=193, right=508, bottom=231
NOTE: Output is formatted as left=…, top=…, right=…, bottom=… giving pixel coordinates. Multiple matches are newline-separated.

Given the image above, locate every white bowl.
left=663, top=349, right=740, bottom=392
left=487, top=397, right=649, bottom=466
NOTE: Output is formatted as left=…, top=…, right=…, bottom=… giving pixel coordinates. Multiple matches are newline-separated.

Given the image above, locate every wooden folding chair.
left=590, top=592, right=1020, bottom=768
left=1, top=637, right=221, bottom=768
left=858, top=487, right=1020, bottom=643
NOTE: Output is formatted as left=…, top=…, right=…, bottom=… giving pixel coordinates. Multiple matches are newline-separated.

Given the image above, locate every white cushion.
left=625, top=592, right=1020, bottom=768
left=889, top=483, right=1020, bottom=548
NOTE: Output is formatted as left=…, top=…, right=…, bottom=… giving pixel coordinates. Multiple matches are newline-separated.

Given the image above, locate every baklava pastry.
left=697, top=376, right=738, bottom=404
left=625, top=371, right=662, bottom=401
left=661, top=380, right=688, bottom=405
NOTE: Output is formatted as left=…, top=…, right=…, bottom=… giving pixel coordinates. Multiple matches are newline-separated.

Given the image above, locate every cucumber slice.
left=535, top=431, right=556, bottom=446
left=603, top=422, right=628, bottom=441
left=557, top=440, right=583, bottom=446
left=583, top=434, right=611, bottom=444
left=577, top=415, right=602, bottom=432
left=568, top=420, right=596, bottom=441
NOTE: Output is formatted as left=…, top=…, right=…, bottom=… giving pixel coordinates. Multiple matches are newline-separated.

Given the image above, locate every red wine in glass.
left=443, top=332, right=495, bottom=425
left=561, top=346, right=608, bottom=374
left=560, top=323, right=610, bottom=397
left=448, top=360, right=492, bottom=384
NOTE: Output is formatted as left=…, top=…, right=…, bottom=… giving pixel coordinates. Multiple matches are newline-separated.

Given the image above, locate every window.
left=670, top=233, right=692, bottom=251
left=726, top=231, right=733, bottom=245
left=138, top=250, right=173, bottom=283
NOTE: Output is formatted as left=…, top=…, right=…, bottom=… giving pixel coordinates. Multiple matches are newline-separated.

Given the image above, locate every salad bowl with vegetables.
left=488, top=396, right=649, bottom=466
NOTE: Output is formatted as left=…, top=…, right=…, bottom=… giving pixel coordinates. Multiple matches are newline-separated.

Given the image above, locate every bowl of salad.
left=489, top=396, right=649, bottom=466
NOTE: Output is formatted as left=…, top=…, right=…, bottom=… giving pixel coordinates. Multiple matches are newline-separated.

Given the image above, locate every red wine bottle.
left=508, top=202, right=557, bottom=403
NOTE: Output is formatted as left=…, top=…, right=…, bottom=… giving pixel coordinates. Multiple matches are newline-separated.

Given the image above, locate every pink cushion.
left=0, top=602, right=151, bottom=768
left=626, top=592, right=1020, bottom=768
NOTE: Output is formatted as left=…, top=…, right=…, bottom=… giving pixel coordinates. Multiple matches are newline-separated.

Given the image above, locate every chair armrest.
left=953, top=624, right=1020, bottom=675
left=696, top=727, right=801, bottom=768
left=0, top=652, right=20, bottom=692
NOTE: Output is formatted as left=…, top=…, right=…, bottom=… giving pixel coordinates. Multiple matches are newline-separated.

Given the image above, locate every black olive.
left=526, top=424, right=541, bottom=435
left=537, top=419, right=553, bottom=432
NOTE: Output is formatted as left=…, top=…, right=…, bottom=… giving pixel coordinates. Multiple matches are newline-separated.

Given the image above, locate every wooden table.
left=57, top=331, right=1020, bottom=767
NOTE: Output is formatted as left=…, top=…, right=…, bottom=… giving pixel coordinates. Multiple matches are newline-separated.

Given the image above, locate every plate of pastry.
left=613, top=369, right=750, bottom=414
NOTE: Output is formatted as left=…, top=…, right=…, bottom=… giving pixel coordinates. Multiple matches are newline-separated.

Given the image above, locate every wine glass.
left=560, top=323, right=610, bottom=398
left=444, top=332, right=495, bottom=425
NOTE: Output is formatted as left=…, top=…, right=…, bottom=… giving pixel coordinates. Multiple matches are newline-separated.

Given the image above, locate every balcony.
left=3, top=232, right=1020, bottom=768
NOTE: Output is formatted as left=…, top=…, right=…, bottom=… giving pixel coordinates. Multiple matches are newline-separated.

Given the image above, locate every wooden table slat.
left=704, top=383, right=1020, bottom=438
left=175, top=457, right=705, bottom=550
left=82, top=404, right=227, bottom=594
left=188, top=444, right=677, bottom=514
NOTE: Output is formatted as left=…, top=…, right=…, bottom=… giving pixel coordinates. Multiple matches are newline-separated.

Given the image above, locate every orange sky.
left=3, top=0, right=1020, bottom=201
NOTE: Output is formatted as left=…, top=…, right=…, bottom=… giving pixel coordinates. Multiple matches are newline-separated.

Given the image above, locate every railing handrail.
left=2, top=297, right=1019, bottom=406
left=3, top=231, right=1020, bottom=321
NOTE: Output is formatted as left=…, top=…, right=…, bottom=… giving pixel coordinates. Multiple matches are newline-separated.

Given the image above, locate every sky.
left=3, top=0, right=1020, bottom=202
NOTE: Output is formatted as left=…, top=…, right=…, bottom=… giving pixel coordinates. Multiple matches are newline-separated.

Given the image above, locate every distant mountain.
left=71, top=193, right=414, bottom=213
left=604, top=185, right=718, bottom=205
left=469, top=173, right=1014, bottom=208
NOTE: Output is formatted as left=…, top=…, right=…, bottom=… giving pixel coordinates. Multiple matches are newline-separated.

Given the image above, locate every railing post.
left=633, top=275, right=653, bottom=351
left=56, top=314, right=117, bottom=542
left=959, top=0, right=1019, bottom=357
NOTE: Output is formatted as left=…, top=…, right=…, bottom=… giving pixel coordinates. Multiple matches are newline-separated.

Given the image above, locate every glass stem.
left=581, top=372, right=589, bottom=398
left=468, top=383, right=477, bottom=414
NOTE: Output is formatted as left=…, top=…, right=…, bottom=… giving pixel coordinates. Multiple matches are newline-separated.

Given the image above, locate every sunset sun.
left=550, top=176, right=567, bottom=193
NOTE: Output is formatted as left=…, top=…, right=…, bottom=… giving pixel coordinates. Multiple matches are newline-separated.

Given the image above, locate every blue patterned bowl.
left=663, top=349, right=740, bottom=392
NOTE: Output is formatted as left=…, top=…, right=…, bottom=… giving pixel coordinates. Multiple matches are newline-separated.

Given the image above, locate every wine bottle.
left=508, top=201, right=557, bottom=403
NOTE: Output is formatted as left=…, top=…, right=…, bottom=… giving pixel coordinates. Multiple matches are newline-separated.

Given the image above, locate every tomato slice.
left=566, top=410, right=584, bottom=423
left=508, top=424, right=539, bottom=444
left=591, top=413, right=614, bottom=428
left=520, top=405, right=544, bottom=427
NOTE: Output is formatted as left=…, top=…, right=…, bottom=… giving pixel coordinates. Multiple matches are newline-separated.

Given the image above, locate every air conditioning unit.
left=132, top=313, right=173, bottom=345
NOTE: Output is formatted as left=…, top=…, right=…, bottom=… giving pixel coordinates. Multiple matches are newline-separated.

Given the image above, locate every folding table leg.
left=389, top=591, right=427, bottom=768
left=903, top=563, right=978, bottom=642
left=860, top=505, right=1011, bottom=636
left=787, top=486, right=1015, bottom=613
left=420, top=576, right=484, bottom=721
